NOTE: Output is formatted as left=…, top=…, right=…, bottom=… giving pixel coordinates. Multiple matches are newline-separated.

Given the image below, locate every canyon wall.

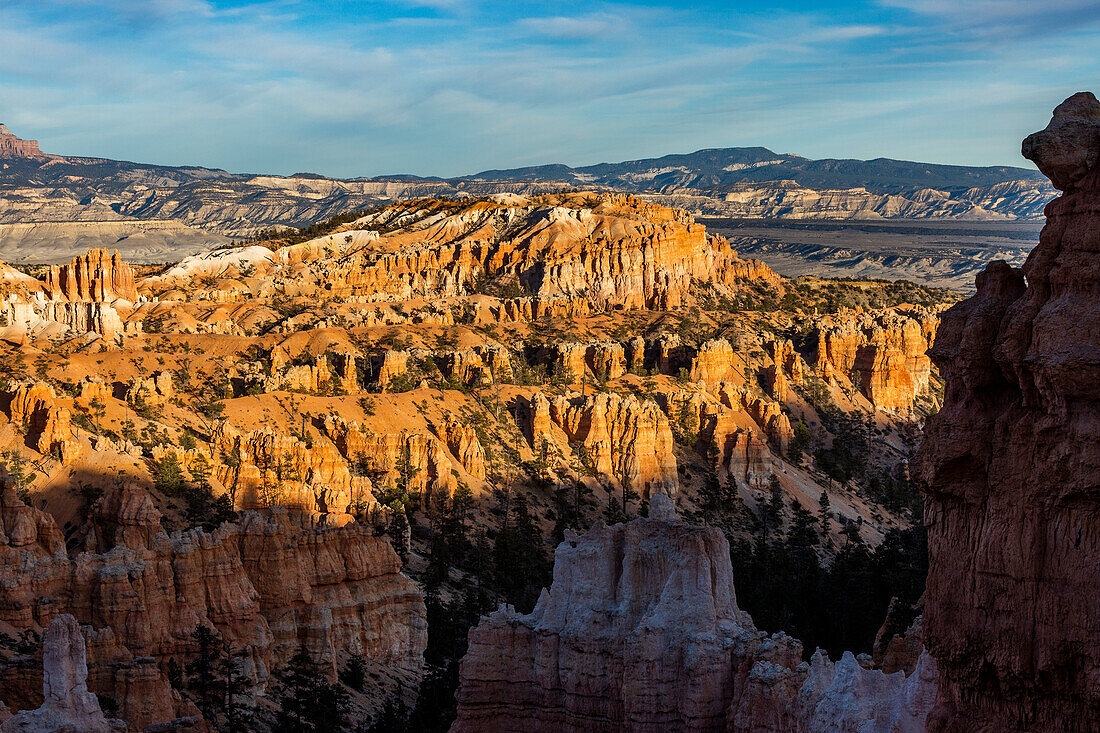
left=0, top=486, right=427, bottom=730
left=917, top=92, right=1100, bottom=731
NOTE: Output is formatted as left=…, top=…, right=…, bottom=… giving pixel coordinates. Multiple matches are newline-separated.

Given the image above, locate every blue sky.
left=2, top=0, right=1099, bottom=177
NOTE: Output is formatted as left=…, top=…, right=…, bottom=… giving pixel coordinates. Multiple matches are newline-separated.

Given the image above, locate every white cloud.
left=517, top=12, right=629, bottom=40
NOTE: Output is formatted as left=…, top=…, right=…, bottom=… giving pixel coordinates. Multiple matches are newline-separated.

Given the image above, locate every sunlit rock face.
left=450, top=494, right=939, bottom=732
left=45, top=249, right=139, bottom=303
left=917, top=92, right=1100, bottom=730
left=813, top=306, right=940, bottom=412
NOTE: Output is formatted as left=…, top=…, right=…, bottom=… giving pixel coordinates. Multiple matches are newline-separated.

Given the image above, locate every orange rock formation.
left=0, top=486, right=426, bottom=730
left=814, top=306, right=939, bottom=411
left=45, top=249, right=138, bottom=303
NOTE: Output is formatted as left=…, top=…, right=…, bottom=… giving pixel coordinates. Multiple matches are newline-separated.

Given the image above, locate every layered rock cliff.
left=0, top=249, right=141, bottom=340
left=814, top=306, right=939, bottom=411
left=144, top=193, right=780, bottom=313
left=45, top=249, right=138, bottom=303
left=451, top=494, right=938, bottom=732
left=0, top=125, right=43, bottom=159
left=524, top=390, right=679, bottom=498
left=0, top=486, right=427, bottom=730
left=916, top=92, right=1100, bottom=730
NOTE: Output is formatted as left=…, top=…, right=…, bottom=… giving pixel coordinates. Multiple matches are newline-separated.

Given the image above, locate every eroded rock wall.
left=0, top=487, right=427, bottom=730
left=45, top=249, right=138, bottom=303
left=814, top=306, right=939, bottom=411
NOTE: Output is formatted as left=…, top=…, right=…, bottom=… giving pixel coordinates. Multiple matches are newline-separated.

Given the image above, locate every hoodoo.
left=917, top=91, right=1100, bottom=730
left=450, top=494, right=939, bottom=732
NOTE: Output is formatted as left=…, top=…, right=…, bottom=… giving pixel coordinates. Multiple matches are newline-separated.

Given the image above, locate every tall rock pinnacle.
left=917, top=92, right=1100, bottom=730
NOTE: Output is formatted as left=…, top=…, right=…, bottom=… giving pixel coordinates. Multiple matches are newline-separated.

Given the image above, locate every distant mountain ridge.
left=469, top=146, right=1045, bottom=193
left=0, top=123, right=1057, bottom=262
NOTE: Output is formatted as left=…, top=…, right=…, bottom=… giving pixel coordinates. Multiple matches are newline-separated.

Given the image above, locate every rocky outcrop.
left=763, top=338, right=805, bottom=400
left=916, top=92, right=1100, bottom=731
left=431, top=414, right=488, bottom=480
left=213, top=423, right=358, bottom=516
left=656, top=384, right=788, bottom=484
left=554, top=341, right=628, bottom=381
left=0, top=125, right=43, bottom=158
left=126, top=370, right=174, bottom=406
left=5, top=381, right=80, bottom=464
left=814, top=306, right=938, bottom=411
left=526, top=391, right=678, bottom=498
left=258, top=194, right=781, bottom=312
left=0, top=615, right=123, bottom=733
left=0, top=487, right=427, bottom=730
left=45, top=249, right=138, bottom=303
left=0, top=297, right=131, bottom=340
left=441, top=345, right=514, bottom=386
left=451, top=495, right=938, bottom=731
left=689, top=339, right=740, bottom=385
left=377, top=350, right=409, bottom=390
left=486, top=296, right=591, bottom=324
left=320, top=415, right=484, bottom=499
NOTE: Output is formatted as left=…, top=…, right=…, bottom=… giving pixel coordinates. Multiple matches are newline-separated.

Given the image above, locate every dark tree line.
left=729, top=503, right=927, bottom=659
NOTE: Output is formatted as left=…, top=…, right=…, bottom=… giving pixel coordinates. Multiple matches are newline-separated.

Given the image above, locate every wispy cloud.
left=517, top=12, right=630, bottom=40
left=0, top=0, right=1097, bottom=176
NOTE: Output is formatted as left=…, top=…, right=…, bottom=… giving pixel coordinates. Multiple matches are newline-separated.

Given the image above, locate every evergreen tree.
left=339, top=655, right=367, bottom=692
left=551, top=480, right=594, bottom=545
left=818, top=489, right=832, bottom=535
left=386, top=506, right=410, bottom=564
left=220, top=641, right=251, bottom=730
left=370, top=694, right=410, bottom=732
left=185, top=625, right=221, bottom=721
left=762, top=474, right=785, bottom=543
left=697, top=463, right=722, bottom=526
left=154, top=453, right=185, bottom=495
left=493, top=490, right=549, bottom=612
left=603, top=487, right=625, bottom=525
left=787, top=500, right=819, bottom=551
left=188, top=453, right=212, bottom=487
left=272, top=648, right=350, bottom=733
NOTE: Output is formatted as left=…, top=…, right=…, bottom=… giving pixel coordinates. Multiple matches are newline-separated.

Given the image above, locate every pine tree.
left=154, top=453, right=184, bottom=496
left=762, top=474, right=785, bottom=543
left=818, top=489, right=832, bottom=535
left=185, top=625, right=221, bottom=722
left=787, top=499, right=819, bottom=550
left=188, top=453, right=212, bottom=487
left=697, top=463, right=722, bottom=526
left=494, top=491, right=549, bottom=612
left=272, top=648, right=350, bottom=733
left=220, top=641, right=251, bottom=730
left=339, top=654, right=367, bottom=692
